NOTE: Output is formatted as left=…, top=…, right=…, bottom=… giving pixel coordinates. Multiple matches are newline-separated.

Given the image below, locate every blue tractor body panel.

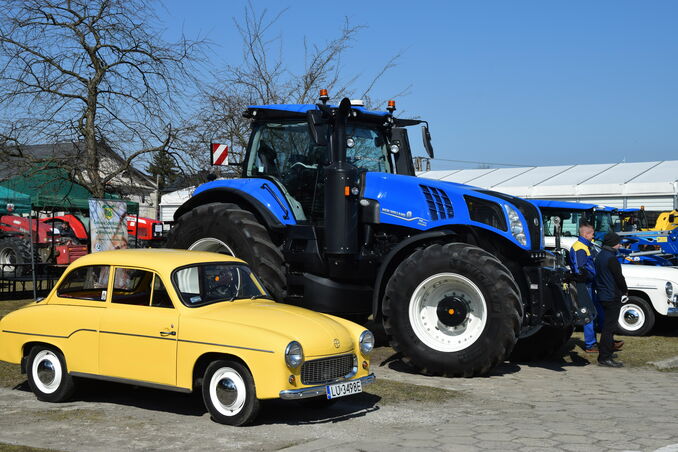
left=193, top=178, right=298, bottom=226
left=363, top=172, right=534, bottom=250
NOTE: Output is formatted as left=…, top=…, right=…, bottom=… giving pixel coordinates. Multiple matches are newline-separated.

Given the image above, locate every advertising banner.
left=89, top=199, right=128, bottom=252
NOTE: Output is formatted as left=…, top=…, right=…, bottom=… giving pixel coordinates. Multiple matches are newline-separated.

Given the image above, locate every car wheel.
left=618, top=296, right=655, bottom=336
left=202, top=360, right=260, bottom=426
left=26, top=346, right=75, bottom=402
left=382, top=243, right=521, bottom=377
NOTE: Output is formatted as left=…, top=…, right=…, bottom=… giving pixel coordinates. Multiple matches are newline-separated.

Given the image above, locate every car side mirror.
left=421, top=125, right=434, bottom=159
left=669, top=214, right=676, bottom=223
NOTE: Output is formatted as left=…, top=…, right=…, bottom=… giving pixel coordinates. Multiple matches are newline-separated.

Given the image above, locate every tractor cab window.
left=345, top=125, right=391, bottom=173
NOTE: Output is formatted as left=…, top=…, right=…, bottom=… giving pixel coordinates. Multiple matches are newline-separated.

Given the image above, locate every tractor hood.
left=184, top=299, right=357, bottom=357
left=361, top=172, right=543, bottom=251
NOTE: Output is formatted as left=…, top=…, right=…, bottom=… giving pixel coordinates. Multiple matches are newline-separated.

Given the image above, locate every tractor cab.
left=242, top=97, right=431, bottom=224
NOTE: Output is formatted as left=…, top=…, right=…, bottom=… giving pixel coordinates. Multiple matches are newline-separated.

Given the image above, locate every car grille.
left=301, top=354, right=355, bottom=385
left=420, top=184, right=454, bottom=220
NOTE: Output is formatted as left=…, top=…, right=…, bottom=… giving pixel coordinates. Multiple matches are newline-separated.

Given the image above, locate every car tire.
left=202, top=360, right=260, bottom=426
left=26, top=346, right=75, bottom=402
left=382, top=243, right=521, bottom=377
left=509, top=325, right=574, bottom=361
left=166, top=203, right=286, bottom=301
left=618, top=296, right=655, bottom=336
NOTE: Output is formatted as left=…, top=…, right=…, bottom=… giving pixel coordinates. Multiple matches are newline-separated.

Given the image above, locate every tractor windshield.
left=246, top=120, right=392, bottom=222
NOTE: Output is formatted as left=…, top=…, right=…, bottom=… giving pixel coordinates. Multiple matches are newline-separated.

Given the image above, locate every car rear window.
left=57, top=265, right=110, bottom=301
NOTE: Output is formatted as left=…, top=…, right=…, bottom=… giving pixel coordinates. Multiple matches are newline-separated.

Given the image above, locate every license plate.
left=326, top=380, right=362, bottom=399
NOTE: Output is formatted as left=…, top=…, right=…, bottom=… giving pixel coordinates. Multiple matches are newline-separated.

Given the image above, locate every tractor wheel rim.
left=188, top=238, right=235, bottom=256
left=409, top=273, right=487, bottom=352
left=619, top=304, right=644, bottom=331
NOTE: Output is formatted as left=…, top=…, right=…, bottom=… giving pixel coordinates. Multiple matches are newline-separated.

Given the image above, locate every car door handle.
left=160, top=330, right=176, bottom=336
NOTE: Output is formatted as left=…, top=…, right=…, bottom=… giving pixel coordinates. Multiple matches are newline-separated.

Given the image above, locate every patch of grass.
left=0, top=299, right=31, bottom=388
left=0, top=299, right=33, bottom=319
left=366, top=378, right=459, bottom=404
left=568, top=331, right=678, bottom=369
left=0, top=361, right=23, bottom=388
left=34, top=408, right=104, bottom=423
left=0, top=444, right=61, bottom=452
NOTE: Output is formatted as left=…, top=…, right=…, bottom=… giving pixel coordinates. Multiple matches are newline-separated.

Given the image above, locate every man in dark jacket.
left=594, top=232, right=628, bottom=368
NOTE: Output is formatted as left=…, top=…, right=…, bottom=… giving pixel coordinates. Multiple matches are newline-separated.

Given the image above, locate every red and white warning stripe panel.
left=211, top=143, right=229, bottom=166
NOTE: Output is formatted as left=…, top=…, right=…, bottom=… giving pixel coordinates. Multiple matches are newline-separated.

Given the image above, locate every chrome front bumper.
left=279, top=373, right=376, bottom=400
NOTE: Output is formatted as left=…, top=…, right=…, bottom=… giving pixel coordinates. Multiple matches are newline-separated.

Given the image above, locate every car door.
left=98, top=267, right=178, bottom=386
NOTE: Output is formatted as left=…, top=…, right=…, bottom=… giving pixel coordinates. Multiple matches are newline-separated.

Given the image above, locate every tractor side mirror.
left=421, top=125, right=434, bottom=159
left=307, top=110, right=327, bottom=146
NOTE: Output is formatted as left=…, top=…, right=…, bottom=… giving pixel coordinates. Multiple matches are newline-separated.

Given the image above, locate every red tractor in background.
left=40, top=214, right=166, bottom=249
left=0, top=215, right=87, bottom=273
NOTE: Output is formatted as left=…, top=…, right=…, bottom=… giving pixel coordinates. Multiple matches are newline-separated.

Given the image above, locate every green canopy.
left=0, top=185, right=32, bottom=215
left=1, top=167, right=138, bottom=214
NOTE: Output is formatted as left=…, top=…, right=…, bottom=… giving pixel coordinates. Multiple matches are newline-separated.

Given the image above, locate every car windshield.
left=172, top=263, right=269, bottom=307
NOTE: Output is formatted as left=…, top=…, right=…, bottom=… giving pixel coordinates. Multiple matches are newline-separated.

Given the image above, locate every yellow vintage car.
left=0, top=249, right=375, bottom=426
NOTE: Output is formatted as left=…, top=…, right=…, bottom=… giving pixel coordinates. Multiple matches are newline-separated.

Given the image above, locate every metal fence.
left=0, top=263, right=66, bottom=300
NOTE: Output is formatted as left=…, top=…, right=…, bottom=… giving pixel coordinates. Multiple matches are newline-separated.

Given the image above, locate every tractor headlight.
left=666, top=282, right=674, bottom=298
left=359, top=330, right=375, bottom=355
left=284, top=341, right=304, bottom=369
left=505, top=205, right=527, bottom=246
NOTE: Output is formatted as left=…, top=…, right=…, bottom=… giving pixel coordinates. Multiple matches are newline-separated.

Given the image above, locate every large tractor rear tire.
left=382, top=243, right=521, bottom=377
left=509, top=325, right=574, bottom=362
left=0, top=237, right=33, bottom=276
left=166, top=203, right=286, bottom=301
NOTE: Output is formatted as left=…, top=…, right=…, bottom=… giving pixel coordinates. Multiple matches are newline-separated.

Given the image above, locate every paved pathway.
left=1, top=355, right=677, bottom=451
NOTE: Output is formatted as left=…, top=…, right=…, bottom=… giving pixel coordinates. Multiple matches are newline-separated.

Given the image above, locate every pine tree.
left=147, top=150, right=179, bottom=190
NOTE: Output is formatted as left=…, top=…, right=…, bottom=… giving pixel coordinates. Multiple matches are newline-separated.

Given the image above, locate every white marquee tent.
left=420, top=160, right=678, bottom=210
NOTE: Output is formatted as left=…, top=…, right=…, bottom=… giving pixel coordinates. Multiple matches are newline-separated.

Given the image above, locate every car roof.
left=69, top=249, right=244, bottom=273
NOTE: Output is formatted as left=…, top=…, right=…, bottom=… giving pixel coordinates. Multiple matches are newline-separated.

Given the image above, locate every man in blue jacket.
left=569, top=221, right=600, bottom=352
left=594, top=232, right=628, bottom=368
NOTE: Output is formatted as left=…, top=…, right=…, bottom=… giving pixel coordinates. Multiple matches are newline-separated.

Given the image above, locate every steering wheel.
left=211, top=284, right=237, bottom=300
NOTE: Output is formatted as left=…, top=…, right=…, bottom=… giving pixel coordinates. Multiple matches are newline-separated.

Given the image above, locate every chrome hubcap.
left=216, top=377, right=238, bottom=406
left=37, top=360, right=55, bottom=386
left=619, top=304, right=644, bottom=331
left=209, top=367, right=246, bottom=416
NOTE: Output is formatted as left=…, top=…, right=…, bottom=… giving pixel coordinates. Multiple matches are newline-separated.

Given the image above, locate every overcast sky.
left=158, top=0, right=678, bottom=170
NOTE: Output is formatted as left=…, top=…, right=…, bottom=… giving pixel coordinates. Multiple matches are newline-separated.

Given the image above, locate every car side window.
left=57, top=266, right=110, bottom=301
left=112, top=268, right=152, bottom=306
left=151, top=275, right=174, bottom=309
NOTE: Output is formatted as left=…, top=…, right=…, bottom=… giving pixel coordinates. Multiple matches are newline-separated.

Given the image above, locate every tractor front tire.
left=382, top=243, right=521, bottom=377
left=166, top=203, right=286, bottom=300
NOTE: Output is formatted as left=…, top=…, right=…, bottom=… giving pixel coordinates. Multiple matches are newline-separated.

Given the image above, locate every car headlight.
left=666, top=282, right=674, bottom=298
left=285, top=341, right=304, bottom=369
left=359, top=330, right=375, bottom=355
left=505, top=205, right=527, bottom=246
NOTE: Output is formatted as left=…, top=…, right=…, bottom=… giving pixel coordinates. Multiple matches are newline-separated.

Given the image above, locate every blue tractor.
left=167, top=94, right=581, bottom=376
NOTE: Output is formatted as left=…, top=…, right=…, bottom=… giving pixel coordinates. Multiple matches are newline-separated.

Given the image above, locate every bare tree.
left=0, top=0, right=203, bottom=197
left=173, top=3, right=409, bottom=179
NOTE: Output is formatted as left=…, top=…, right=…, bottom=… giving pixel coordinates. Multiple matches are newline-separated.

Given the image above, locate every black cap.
left=603, top=232, right=621, bottom=247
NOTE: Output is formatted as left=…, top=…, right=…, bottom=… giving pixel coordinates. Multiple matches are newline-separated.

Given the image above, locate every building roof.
left=419, top=161, right=678, bottom=199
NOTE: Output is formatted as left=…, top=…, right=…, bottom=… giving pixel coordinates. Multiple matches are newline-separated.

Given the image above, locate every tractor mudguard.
left=173, top=179, right=295, bottom=229
left=371, top=229, right=458, bottom=320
